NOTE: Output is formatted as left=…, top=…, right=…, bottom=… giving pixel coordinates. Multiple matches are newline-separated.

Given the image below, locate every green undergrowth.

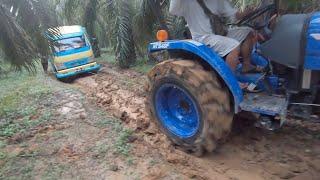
left=0, top=66, right=56, bottom=138
left=95, top=50, right=116, bottom=65
left=96, top=51, right=154, bottom=74
left=132, top=57, right=154, bottom=74
left=0, top=63, right=135, bottom=179
left=0, top=72, right=50, bottom=116
left=115, top=128, right=133, bottom=157
left=0, top=66, right=62, bottom=178
left=94, top=111, right=133, bottom=157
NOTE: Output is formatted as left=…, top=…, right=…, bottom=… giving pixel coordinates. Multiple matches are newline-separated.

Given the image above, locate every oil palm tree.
left=0, top=0, right=196, bottom=71
left=0, top=0, right=58, bottom=72
left=63, top=0, right=137, bottom=68
left=63, top=0, right=185, bottom=68
left=2, top=0, right=319, bottom=72
left=105, top=0, right=137, bottom=68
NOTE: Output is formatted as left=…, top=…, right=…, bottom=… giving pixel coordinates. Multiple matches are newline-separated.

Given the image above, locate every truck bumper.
left=56, top=62, right=101, bottom=79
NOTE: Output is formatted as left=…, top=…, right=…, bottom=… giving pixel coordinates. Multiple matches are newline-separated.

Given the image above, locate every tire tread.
left=146, top=59, right=233, bottom=155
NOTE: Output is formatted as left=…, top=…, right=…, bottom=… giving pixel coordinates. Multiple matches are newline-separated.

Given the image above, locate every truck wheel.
left=146, top=60, right=233, bottom=156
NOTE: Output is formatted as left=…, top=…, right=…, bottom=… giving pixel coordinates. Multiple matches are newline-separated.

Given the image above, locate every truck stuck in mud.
left=45, top=25, right=100, bottom=81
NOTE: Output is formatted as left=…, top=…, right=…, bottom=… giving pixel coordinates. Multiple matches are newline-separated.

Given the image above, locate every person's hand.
left=253, top=31, right=266, bottom=43
left=268, top=13, right=278, bottom=25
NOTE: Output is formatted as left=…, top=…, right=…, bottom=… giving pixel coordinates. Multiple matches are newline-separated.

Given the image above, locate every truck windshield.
left=53, top=36, right=87, bottom=53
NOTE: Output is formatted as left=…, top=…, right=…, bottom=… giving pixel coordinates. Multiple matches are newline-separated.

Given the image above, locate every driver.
left=169, top=0, right=261, bottom=74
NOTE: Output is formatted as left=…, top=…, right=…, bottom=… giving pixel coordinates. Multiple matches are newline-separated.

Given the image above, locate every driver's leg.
left=240, top=32, right=255, bottom=72
left=225, top=47, right=248, bottom=89
left=195, top=34, right=241, bottom=71
left=225, top=46, right=240, bottom=71
left=227, top=27, right=258, bottom=72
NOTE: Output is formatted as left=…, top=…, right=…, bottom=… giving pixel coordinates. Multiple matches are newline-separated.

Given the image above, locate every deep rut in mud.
left=75, top=63, right=320, bottom=180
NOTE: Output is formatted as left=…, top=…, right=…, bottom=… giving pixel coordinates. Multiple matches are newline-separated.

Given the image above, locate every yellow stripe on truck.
left=54, top=50, right=94, bottom=63
left=58, top=62, right=97, bottom=74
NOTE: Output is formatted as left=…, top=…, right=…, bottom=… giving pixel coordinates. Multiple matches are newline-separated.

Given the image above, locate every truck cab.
left=46, top=25, right=100, bottom=80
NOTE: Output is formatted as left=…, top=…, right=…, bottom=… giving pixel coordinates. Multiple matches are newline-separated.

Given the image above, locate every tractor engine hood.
left=304, top=12, right=320, bottom=70
left=260, top=13, right=309, bottom=69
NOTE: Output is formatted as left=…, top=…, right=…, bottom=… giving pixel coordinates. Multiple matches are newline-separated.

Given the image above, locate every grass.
left=115, top=128, right=133, bottom=157
left=0, top=65, right=59, bottom=178
left=0, top=68, right=51, bottom=118
left=95, top=50, right=116, bottom=65
left=0, top=158, right=36, bottom=180
left=94, top=114, right=133, bottom=157
left=0, top=107, right=53, bottom=138
left=95, top=110, right=123, bottom=129
left=0, top=141, right=6, bottom=149
left=0, top=61, right=10, bottom=77
left=42, top=163, right=69, bottom=180
left=132, top=57, right=154, bottom=74
left=95, top=51, right=154, bottom=74
left=149, top=159, right=159, bottom=166
left=0, top=70, right=54, bottom=138
left=0, top=151, right=7, bottom=160
left=90, top=110, right=135, bottom=164
left=0, top=58, right=138, bottom=178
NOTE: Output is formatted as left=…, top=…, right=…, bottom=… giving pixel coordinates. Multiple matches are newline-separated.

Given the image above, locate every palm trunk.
left=149, top=0, right=169, bottom=33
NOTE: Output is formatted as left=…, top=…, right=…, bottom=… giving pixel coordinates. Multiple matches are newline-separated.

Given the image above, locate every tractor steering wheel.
left=235, top=4, right=277, bottom=30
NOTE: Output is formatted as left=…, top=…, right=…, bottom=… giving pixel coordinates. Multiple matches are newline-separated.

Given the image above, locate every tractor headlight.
left=157, top=30, right=169, bottom=42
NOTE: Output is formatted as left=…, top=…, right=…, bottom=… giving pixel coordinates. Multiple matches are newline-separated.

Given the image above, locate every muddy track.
left=75, top=63, right=320, bottom=180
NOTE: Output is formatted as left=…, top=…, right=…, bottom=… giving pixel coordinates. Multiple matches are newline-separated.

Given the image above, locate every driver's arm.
left=169, top=0, right=185, bottom=16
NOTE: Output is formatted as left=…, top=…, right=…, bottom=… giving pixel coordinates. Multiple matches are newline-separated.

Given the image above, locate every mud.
left=75, top=62, right=320, bottom=180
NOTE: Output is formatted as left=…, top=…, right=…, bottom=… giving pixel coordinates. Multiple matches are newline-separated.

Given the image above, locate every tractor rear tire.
left=146, top=59, right=233, bottom=156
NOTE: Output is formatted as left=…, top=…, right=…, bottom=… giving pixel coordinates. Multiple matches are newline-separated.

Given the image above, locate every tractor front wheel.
left=146, top=59, right=233, bottom=156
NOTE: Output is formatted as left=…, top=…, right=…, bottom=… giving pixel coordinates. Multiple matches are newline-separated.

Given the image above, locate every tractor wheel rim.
left=155, top=83, right=200, bottom=138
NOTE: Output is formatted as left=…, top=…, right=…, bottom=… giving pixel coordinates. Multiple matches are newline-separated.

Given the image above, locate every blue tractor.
left=145, top=0, right=320, bottom=155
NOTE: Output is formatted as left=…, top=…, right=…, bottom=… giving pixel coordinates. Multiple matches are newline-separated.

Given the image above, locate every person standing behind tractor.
left=169, top=0, right=261, bottom=75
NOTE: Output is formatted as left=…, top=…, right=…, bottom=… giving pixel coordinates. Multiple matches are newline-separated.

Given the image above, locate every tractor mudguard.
left=148, top=40, right=243, bottom=113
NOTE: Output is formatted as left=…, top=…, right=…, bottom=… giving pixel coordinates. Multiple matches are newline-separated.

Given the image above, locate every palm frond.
left=166, top=15, right=188, bottom=39
left=64, top=0, right=84, bottom=24
left=0, top=5, right=38, bottom=72
left=133, top=0, right=158, bottom=49
left=0, top=0, right=60, bottom=72
left=115, top=0, right=136, bottom=68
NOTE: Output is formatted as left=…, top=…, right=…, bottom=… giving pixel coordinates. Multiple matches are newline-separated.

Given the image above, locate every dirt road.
left=2, top=62, right=318, bottom=179
left=75, top=62, right=320, bottom=180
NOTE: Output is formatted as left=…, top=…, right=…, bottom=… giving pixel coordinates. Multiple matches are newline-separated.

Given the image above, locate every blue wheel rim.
left=155, top=83, right=200, bottom=139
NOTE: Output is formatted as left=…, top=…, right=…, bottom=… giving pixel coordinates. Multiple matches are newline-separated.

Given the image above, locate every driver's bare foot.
left=239, top=82, right=249, bottom=89
left=242, top=64, right=264, bottom=73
